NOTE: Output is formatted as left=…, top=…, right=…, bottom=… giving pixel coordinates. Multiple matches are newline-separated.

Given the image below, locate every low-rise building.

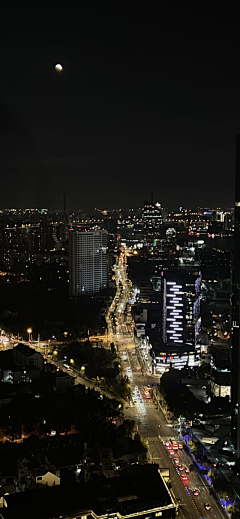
left=13, top=344, right=44, bottom=371
left=210, top=348, right=231, bottom=398
left=18, top=455, right=60, bottom=490
left=0, top=464, right=176, bottom=519
left=53, top=370, right=73, bottom=392
left=0, top=350, right=41, bottom=384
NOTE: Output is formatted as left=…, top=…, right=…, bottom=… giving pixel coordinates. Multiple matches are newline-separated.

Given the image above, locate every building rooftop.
left=14, top=343, right=39, bottom=357
left=18, top=454, right=58, bottom=477
left=0, top=350, right=17, bottom=371
left=1, top=465, right=174, bottom=519
left=162, top=269, right=199, bottom=283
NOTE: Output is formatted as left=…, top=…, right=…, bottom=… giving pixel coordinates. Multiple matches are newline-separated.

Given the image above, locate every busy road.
left=108, top=250, right=228, bottom=519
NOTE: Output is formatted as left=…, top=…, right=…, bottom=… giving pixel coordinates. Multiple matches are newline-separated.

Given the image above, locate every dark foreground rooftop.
left=0, top=464, right=175, bottom=519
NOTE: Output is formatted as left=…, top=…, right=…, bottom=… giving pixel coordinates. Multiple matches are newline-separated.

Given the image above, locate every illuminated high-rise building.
left=69, top=227, right=108, bottom=297
left=142, top=200, right=163, bottom=228
left=142, top=200, right=163, bottom=246
left=160, top=270, right=201, bottom=350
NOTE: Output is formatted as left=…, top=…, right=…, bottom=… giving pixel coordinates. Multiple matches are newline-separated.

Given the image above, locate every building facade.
left=18, top=456, right=60, bottom=491
left=142, top=200, right=163, bottom=225
left=231, top=134, right=240, bottom=457
left=69, top=228, right=108, bottom=297
left=161, top=270, right=201, bottom=350
left=13, top=344, right=43, bottom=371
left=142, top=200, right=163, bottom=245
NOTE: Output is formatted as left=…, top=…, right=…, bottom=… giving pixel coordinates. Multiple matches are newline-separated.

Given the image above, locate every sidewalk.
left=152, top=385, right=174, bottom=424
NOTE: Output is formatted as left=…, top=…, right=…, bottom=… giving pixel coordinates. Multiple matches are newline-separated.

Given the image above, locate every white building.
left=69, top=228, right=108, bottom=297
left=18, top=456, right=60, bottom=490
left=35, top=471, right=60, bottom=487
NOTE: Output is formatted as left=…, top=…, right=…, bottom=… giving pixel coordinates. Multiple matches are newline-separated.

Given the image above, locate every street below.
left=109, top=250, right=228, bottom=519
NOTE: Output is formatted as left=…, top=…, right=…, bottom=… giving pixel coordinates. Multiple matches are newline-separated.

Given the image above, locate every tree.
left=188, top=440, right=201, bottom=455
left=131, top=435, right=148, bottom=461
left=213, top=476, right=235, bottom=501
left=230, top=505, right=240, bottom=519
left=118, top=420, right=136, bottom=437
left=110, top=342, right=117, bottom=356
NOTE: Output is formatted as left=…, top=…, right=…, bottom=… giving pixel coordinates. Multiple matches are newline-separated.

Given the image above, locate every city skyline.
left=0, top=4, right=239, bottom=518
left=1, top=4, right=240, bottom=209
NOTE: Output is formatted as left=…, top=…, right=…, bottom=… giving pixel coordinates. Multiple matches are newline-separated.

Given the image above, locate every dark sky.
left=1, top=2, right=240, bottom=210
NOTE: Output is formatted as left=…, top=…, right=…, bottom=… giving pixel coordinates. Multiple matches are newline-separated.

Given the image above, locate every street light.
left=27, top=328, right=32, bottom=342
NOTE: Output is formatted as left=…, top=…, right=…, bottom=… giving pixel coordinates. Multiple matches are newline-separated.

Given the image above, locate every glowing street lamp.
left=27, top=328, right=32, bottom=342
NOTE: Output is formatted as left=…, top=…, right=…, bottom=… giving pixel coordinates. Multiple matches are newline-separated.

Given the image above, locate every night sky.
left=1, top=3, right=240, bottom=210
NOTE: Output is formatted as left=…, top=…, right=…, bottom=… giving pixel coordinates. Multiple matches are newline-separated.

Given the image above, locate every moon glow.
left=55, top=63, right=63, bottom=72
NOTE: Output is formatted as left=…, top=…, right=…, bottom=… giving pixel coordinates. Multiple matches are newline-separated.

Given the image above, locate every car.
left=166, top=444, right=173, bottom=450
left=180, top=475, right=188, bottom=481
left=193, top=489, right=200, bottom=496
left=178, top=443, right=183, bottom=450
left=165, top=441, right=170, bottom=446
left=173, top=444, right=178, bottom=450
left=174, top=457, right=179, bottom=464
left=178, top=465, right=184, bottom=471
left=169, top=450, right=174, bottom=455
left=204, top=504, right=211, bottom=511
left=185, top=467, right=190, bottom=473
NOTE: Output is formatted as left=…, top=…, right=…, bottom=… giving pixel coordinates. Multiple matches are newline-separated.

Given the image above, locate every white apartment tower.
left=69, top=228, right=108, bottom=297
